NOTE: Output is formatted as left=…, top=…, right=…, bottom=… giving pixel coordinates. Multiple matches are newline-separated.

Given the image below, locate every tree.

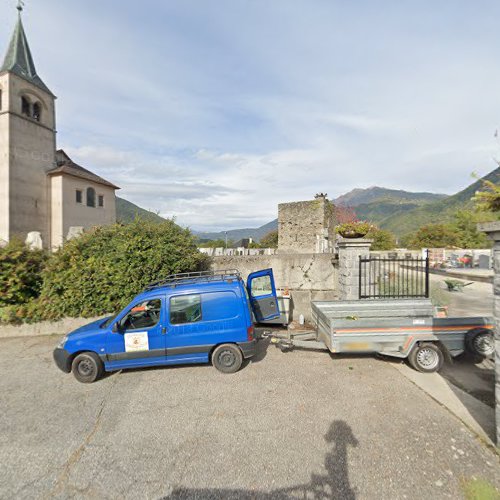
left=451, top=210, right=493, bottom=248
left=473, top=178, right=500, bottom=213
left=198, top=239, right=233, bottom=248
left=367, top=227, right=397, bottom=251
left=334, top=205, right=357, bottom=224
left=403, top=224, right=461, bottom=249
left=260, top=230, right=278, bottom=248
left=33, top=219, right=210, bottom=320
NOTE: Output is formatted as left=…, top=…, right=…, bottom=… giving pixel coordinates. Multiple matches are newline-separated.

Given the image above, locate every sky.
left=1, top=0, right=500, bottom=231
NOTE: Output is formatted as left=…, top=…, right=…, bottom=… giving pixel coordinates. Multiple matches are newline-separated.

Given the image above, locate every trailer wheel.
left=71, top=352, right=104, bottom=383
left=408, top=343, right=444, bottom=373
left=465, top=329, right=494, bottom=358
left=212, top=344, right=243, bottom=374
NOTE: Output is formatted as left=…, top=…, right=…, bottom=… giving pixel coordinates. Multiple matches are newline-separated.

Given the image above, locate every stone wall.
left=278, top=196, right=335, bottom=254
left=212, top=253, right=338, bottom=321
left=338, top=238, right=372, bottom=301
left=0, top=316, right=104, bottom=339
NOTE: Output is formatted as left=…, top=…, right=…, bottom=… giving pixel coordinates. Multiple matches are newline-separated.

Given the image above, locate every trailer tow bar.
left=261, top=330, right=328, bottom=352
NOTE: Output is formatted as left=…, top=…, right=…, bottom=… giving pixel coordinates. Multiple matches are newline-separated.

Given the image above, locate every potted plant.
left=336, top=221, right=373, bottom=238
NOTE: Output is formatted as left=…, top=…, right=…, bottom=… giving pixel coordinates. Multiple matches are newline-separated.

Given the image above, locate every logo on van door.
left=124, top=332, right=149, bottom=352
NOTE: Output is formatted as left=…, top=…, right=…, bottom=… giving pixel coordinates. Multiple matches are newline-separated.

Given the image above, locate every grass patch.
left=461, top=478, right=500, bottom=500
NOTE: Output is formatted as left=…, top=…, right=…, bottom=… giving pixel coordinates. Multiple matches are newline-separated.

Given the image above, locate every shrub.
left=402, top=224, right=461, bottom=249
left=367, top=228, right=397, bottom=251
left=260, top=230, right=278, bottom=248
left=0, top=239, right=47, bottom=308
left=33, top=219, right=210, bottom=321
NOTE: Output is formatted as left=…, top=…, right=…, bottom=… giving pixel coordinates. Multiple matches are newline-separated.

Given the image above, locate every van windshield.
left=101, top=314, right=119, bottom=329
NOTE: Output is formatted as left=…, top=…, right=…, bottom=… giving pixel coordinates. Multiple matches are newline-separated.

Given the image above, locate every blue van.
left=53, top=269, right=279, bottom=383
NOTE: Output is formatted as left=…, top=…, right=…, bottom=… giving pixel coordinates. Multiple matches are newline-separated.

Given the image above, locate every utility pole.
left=225, top=231, right=228, bottom=249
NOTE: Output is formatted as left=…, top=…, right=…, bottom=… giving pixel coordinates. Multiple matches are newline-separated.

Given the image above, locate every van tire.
left=71, top=352, right=104, bottom=383
left=212, top=344, right=243, bottom=374
left=408, top=343, right=444, bottom=373
left=465, top=329, right=494, bottom=358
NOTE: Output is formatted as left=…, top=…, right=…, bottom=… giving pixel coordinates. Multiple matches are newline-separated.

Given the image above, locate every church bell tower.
left=0, top=2, right=56, bottom=247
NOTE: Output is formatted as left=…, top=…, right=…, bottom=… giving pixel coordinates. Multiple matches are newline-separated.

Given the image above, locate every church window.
left=21, top=96, right=30, bottom=117
left=98, top=195, right=104, bottom=207
left=76, top=190, right=82, bottom=203
left=33, top=102, right=41, bottom=121
left=86, top=187, right=96, bottom=207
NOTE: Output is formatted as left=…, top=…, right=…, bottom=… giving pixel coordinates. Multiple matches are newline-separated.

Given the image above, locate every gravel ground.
left=1, top=334, right=500, bottom=499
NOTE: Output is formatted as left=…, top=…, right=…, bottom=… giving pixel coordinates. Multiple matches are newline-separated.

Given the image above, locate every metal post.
left=425, top=250, right=430, bottom=298
left=358, top=256, right=362, bottom=299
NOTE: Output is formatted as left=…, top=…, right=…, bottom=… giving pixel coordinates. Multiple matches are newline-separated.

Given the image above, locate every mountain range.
left=115, top=166, right=500, bottom=240
left=116, top=197, right=165, bottom=224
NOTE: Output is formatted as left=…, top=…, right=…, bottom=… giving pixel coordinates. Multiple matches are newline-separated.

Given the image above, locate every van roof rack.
left=145, top=269, right=241, bottom=290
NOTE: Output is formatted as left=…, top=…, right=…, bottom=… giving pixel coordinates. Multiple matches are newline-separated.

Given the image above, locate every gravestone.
left=25, top=232, right=43, bottom=250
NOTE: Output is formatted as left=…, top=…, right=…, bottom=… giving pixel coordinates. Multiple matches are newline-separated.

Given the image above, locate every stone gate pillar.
left=338, top=238, right=373, bottom=301
left=479, top=221, right=500, bottom=445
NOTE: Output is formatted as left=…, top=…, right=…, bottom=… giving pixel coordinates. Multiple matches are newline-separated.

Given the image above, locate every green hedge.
left=0, top=219, right=210, bottom=323
left=0, top=239, right=47, bottom=308
left=34, top=219, right=210, bottom=321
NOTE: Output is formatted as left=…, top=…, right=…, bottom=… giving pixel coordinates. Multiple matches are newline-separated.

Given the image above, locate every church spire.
left=0, top=2, right=52, bottom=95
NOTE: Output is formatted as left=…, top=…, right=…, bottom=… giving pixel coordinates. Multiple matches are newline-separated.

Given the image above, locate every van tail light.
left=247, top=325, right=254, bottom=341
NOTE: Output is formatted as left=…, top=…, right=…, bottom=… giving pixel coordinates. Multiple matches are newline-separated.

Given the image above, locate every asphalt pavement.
left=1, top=334, right=499, bottom=499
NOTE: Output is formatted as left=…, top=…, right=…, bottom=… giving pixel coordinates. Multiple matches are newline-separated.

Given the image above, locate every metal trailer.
left=265, top=299, right=495, bottom=373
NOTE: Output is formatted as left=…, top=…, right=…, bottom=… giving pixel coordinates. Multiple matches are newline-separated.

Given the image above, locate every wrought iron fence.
left=359, top=255, right=429, bottom=299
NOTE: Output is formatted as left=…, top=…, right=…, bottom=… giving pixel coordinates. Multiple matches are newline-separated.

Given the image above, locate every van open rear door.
left=247, top=268, right=280, bottom=322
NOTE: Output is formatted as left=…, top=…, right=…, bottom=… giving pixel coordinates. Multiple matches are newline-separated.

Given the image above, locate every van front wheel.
left=212, top=344, right=243, bottom=374
left=71, top=352, right=104, bottom=383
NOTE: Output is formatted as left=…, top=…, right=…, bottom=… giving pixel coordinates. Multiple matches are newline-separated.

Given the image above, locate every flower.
left=335, top=221, right=373, bottom=238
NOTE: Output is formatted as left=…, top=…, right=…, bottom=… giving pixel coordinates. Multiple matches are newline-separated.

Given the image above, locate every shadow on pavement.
left=440, top=354, right=496, bottom=443
left=163, top=420, right=358, bottom=499
left=441, top=354, right=495, bottom=408
left=250, top=337, right=271, bottom=364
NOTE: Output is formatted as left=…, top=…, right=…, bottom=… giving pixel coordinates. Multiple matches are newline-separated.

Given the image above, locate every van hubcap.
left=78, top=359, right=94, bottom=376
left=219, top=350, right=235, bottom=367
left=416, top=348, right=439, bottom=370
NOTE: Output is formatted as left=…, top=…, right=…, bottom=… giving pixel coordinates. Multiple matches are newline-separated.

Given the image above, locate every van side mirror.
left=112, top=322, right=120, bottom=333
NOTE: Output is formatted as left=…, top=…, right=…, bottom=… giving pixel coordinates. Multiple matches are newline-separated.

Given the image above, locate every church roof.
left=47, top=150, right=120, bottom=190
left=0, top=12, right=53, bottom=95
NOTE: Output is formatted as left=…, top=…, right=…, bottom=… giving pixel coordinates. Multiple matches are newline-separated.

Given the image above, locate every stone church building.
left=0, top=7, right=118, bottom=249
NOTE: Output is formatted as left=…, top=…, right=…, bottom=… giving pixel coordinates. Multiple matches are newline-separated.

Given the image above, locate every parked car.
left=53, top=269, right=280, bottom=383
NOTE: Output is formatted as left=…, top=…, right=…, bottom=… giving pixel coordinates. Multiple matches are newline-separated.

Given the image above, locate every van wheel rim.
left=474, top=334, right=494, bottom=356
left=218, top=350, right=235, bottom=367
left=78, top=359, right=94, bottom=376
left=416, top=348, right=439, bottom=370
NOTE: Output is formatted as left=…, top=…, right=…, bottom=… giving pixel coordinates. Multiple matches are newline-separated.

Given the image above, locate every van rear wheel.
left=212, top=344, right=243, bottom=374
left=71, top=352, right=104, bottom=383
left=408, top=343, right=444, bottom=373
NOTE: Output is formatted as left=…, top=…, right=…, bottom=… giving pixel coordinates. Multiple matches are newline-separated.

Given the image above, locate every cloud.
left=2, top=0, right=500, bottom=230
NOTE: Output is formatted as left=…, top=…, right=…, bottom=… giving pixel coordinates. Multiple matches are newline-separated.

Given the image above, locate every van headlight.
left=56, top=335, right=68, bottom=349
